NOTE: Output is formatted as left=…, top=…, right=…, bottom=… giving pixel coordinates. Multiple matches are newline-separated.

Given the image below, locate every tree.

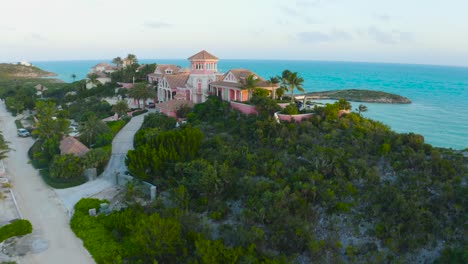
left=356, top=104, right=368, bottom=115
left=80, top=114, right=111, bottom=147
left=112, top=100, right=129, bottom=118
left=267, top=76, right=280, bottom=100
left=0, top=131, right=10, bottom=160
left=286, top=71, right=305, bottom=103
left=125, top=54, right=138, bottom=67
left=49, top=154, right=84, bottom=179
left=338, top=98, right=352, bottom=110
left=128, top=82, right=156, bottom=109
left=112, top=56, right=123, bottom=68
left=71, top=73, right=77, bottom=82
left=241, top=74, right=260, bottom=101
left=87, top=73, right=100, bottom=87
left=34, top=100, right=70, bottom=140
left=5, top=97, right=24, bottom=115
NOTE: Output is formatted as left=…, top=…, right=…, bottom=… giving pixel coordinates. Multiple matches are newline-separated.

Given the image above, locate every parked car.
left=146, top=102, right=156, bottom=108
left=68, top=126, right=80, bottom=137
left=17, top=128, right=30, bottom=137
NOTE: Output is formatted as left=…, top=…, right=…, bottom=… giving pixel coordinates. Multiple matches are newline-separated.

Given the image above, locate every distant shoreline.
left=296, top=89, right=412, bottom=104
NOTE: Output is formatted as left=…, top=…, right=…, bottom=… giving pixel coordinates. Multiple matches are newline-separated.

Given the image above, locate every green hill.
left=0, top=63, right=56, bottom=79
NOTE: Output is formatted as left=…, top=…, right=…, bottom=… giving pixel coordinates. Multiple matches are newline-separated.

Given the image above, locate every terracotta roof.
left=117, top=82, right=134, bottom=89
left=93, top=62, right=113, bottom=69
left=228, top=69, right=266, bottom=81
left=211, top=68, right=277, bottom=90
left=179, top=67, right=191, bottom=73
left=188, top=50, right=219, bottom=61
left=156, top=99, right=194, bottom=112
left=155, top=64, right=181, bottom=74
left=163, top=74, right=190, bottom=89
left=60, top=137, right=90, bottom=157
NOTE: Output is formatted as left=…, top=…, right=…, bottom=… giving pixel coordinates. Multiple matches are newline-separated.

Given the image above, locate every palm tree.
left=87, top=73, right=100, bottom=87
left=356, top=104, right=368, bottom=115
left=286, top=72, right=305, bottom=103
left=125, top=54, right=138, bottom=67
left=128, top=82, right=156, bottom=109
left=112, top=57, right=123, bottom=68
left=241, top=74, right=260, bottom=101
left=0, top=131, right=11, bottom=160
left=71, top=73, right=77, bottom=82
left=112, top=100, right=130, bottom=118
left=80, top=115, right=111, bottom=147
left=267, top=76, right=280, bottom=100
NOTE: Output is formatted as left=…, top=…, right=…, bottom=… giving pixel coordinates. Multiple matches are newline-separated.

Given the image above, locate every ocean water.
left=32, top=59, right=468, bottom=150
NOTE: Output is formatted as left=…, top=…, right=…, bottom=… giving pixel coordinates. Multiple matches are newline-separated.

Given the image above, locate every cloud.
left=26, top=33, right=47, bottom=41
left=367, top=26, right=413, bottom=44
left=374, top=14, right=391, bottom=21
left=279, top=5, right=320, bottom=25
left=143, top=21, right=173, bottom=29
left=0, top=26, right=15, bottom=31
left=298, top=29, right=353, bottom=43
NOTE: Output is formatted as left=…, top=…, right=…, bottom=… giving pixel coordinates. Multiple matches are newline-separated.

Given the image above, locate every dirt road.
left=0, top=101, right=95, bottom=264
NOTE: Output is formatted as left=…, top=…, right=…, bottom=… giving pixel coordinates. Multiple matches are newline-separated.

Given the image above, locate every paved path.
left=55, top=112, right=147, bottom=213
left=0, top=101, right=95, bottom=264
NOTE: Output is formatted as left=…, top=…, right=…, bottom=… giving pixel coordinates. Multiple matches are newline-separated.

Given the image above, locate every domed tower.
left=187, top=50, right=219, bottom=103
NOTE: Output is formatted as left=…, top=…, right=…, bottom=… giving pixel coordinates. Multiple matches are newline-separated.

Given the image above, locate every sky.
left=1, top=0, right=468, bottom=66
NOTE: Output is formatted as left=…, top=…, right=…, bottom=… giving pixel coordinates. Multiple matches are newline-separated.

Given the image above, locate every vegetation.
left=304, top=89, right=412, bottom=104
left=0, top=219, right=33, bottom=243
left=128, top=82, right=156, bottom=109
left=0, top=131, right=10, bottom=160
left=71, top=198, right=280, bottom=263
left=120, top=97, right=466, bottom=262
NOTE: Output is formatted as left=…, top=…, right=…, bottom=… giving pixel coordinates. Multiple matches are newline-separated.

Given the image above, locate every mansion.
left=148, top=50, right=278, bottom=104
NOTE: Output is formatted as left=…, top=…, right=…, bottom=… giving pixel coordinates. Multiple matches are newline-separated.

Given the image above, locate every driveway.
left=0, top=101, right=95, bottom=264
left=55, top=111, right=147, bottom=213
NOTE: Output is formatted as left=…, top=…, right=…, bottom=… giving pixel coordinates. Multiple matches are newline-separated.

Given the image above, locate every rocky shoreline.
left=300, top=89, right=412, bottom=104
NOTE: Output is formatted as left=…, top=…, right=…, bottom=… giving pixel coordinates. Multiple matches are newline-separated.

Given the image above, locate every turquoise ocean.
left=33, top=59, right=468, bottom=150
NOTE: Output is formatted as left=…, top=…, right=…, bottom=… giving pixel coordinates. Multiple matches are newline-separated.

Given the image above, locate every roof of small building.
left=156, top=99, right=194, bottom=112
left=117, top=82, right=134, bottom=89
left=60, top=137, right=90, bottom=157
left=210, top=69, right=277, bottom=89
left=228, top=69, right=266, bottom=81
left=34, top=84, right=48, bottom=91
left=163, top=74, right=190, bottom=89
left=188, top=50, right=219, bottom=61
left=155, top=64, right=181, bottom=74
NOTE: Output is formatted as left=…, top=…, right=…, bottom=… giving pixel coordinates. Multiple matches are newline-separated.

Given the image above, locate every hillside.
left=72, top=97, right=466, bottom=263
left=0, top=63, right=57, bottom=79
left=303, top=89, right=412, bottom=104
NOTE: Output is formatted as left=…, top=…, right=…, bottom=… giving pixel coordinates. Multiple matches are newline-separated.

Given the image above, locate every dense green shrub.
left=282, top=103, right=299, bottom=115
left=131, top=109, right=148, bottom=117
left=0, top=219, right=33, bottom=243
left=49, top=154, right=84, bottom=180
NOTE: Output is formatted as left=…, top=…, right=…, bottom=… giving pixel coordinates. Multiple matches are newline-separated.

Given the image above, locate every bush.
left=49, top=154, right=84, bottom=179
left=0, top=219, right=33, bottom=243
left=282, top=103, right=299, bottom=115
left=132, top=109, right=148, bottom=117
left=107, top=120, right=128, bottom=136
left=40, top=168, right=87, bottom=189
left=14, top=119, right=23, bottom=129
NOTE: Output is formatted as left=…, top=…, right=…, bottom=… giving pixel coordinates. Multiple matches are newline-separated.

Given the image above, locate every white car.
left=17, top=128, right=30, bottom=137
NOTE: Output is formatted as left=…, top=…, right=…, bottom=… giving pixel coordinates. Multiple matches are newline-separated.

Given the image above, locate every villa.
left=90, top=62, right=117, bottom=74
left=148, top=50, right=278, bottom=105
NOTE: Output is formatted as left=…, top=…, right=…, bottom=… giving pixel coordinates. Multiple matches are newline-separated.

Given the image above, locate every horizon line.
left=3, top=58, right=468, bottom=69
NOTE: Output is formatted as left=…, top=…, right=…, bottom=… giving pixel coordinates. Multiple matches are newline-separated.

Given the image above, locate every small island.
left=300, top=89, right=412, bottom=104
